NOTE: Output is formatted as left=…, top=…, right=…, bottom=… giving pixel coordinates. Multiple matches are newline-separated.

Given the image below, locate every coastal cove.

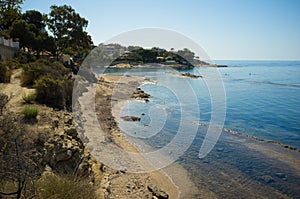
left=94, top=60, right=300, bottom=198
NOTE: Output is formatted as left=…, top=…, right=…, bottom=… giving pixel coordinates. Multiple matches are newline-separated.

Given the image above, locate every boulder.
left=147, top=185, right=169, bottom=199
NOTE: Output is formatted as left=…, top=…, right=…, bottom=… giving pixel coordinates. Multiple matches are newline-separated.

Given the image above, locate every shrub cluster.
left=35, top=77, right=73, bottom=109
left=21, top=59, right=70, bottom=86
left=21, top=59, right=73, bottom=109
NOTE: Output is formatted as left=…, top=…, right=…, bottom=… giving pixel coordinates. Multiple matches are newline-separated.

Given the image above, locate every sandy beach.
left=77, top=74, right=199, bottom=198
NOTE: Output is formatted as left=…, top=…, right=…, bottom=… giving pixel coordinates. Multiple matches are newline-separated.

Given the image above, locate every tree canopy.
left=1, top=2, right=92, bottom=61
left=0, top=0, right=23, bottom=35
left=47, top=5, right=92, bottom=58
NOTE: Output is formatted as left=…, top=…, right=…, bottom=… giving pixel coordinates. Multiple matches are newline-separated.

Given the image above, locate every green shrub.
left=17, top=51, right=36, bottom=64
left=35, top=76, right=65, bottom=109
left=22, top=92, right=37, bottom=103
left=37, top=174, right=96, bottom=199
left=2, top=58, right=23, bottom=69
left=21, top=59, right=70, bottom=86
left=21, top=106, right=39, bottom=119
left=0, top=62, right=12, bottom=83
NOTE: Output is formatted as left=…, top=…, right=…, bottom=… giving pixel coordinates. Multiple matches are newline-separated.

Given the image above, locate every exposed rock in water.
left=166, top=71, right=203, bottom=78
left=121, top=115, right=141, bottom=122
left=131, top=88, right=151, bottom=102
left=181, top=72, right=203, bottom=78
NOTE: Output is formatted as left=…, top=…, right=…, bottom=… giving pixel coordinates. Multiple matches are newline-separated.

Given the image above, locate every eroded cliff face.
left=42, top=111, right=93, bottom=179
left=0, top=70, right=100, bottom=197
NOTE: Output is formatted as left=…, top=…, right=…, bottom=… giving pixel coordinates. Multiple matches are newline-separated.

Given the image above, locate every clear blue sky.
left=22, top=0, right=300, bottom=60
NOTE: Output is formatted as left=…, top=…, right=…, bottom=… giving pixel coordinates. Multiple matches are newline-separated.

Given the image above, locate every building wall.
left=0, top=37, right=19, bottom=60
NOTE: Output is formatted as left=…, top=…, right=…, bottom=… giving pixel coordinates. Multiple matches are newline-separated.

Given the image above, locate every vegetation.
left=0, top=61, right=12, bottom=83
left=109, top=47, right=208, bottom=68
left=0, top=112, right=43, bottom=199
left=0, top=0, right=23, bottom=36
left=0, top=2, right=98, bottom=198
left=1, top=1, right=92, bottom=63
left=48, top=5, right=92, bottom=59
left=37, top=174, right=97, bottom=199
left=21, top=106, right=38, bottom=119
left=35, top=76, right=73, bottom=109
left=21, top=59, right=70, bottom=86
left=22, top=92, right=36, bottom=103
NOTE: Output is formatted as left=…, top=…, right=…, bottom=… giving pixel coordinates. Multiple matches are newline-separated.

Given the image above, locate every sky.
left=21, top=0, right=300, bottom=60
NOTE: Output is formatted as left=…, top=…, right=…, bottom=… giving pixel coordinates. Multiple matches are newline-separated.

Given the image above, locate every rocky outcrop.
left=131, top=88, right=151, bottom=102
left=43, top=112, right=93, bottom=179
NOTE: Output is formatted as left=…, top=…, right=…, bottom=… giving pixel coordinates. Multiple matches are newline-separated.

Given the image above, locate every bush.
left=0, top=62, right=12, bottom=83
left=21, top=106, right=39, bottom=119
left=35, top=76, right=66, bottom=109
left=22, top=92, right=37, bottom=103
left=37, top=174, right=96, bottom=199
left=17, top=51, right=36, bottom=64
left=2, top=58, right=23, bottom=69
left=21, top=59, right=70, bottom=86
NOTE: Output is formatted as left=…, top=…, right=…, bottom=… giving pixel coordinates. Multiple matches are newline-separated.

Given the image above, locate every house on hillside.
left=100, top=43, right=127, bottom=57
left=0, top=36, right=19, bottom=60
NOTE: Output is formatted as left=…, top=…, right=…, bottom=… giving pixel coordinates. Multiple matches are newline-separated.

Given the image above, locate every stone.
left=148, top=185, right=169, bottom=199
left=65, top=127, right=78, bottom=138
left=121, top=116, right=141, bottom=122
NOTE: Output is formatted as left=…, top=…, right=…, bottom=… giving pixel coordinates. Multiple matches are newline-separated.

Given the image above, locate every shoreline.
left=79, top=74, right=198, bottom=198
left=78, top=73, right=300, bottom=198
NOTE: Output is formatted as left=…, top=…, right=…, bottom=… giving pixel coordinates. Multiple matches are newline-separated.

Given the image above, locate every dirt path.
left=0, top=69, right=35, bottom=112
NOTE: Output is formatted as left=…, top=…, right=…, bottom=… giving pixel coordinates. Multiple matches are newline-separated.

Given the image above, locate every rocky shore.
left=75, top=74, right=188, bottom=198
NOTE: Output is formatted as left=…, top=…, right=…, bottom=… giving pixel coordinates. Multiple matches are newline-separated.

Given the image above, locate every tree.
left=0, top=0, right=23, bottom=35
left=0, top=111, right=43, bottom=199
left=9, top=10, right=55, bottom=58
left=177, top=48, right=195, bottom=63
left=22, top=10, right=46, bottom=32
left=47, top=5, right=92, bottom=59
left=9, top=19, right=35, bottom=50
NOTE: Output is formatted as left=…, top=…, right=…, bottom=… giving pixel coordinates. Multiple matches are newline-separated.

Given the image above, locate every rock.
left=148, top=185, right=169, bottom=199
left=55, top=149, right=73, bottom=162
left=121, top=116, right=141, bottom=122
left=64, top=127, right=78, bottom=138
left=52, top=118, right=59, bottom=129
left=100, top=164, right=107, bottom=172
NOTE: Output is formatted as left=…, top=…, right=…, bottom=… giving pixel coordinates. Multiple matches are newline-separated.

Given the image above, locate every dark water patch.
left=250, top=80, right=300, bottom=89
left=177, top=126, right=300, bottom=198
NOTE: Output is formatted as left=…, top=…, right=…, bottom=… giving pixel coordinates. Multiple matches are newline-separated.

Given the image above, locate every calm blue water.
left=117, top=61, right=300, bottom=149
left=98, top=61, right=300, bottom=197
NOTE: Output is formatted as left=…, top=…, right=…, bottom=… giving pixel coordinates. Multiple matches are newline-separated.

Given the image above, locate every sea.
left=97, top=60, right=300, bottom=198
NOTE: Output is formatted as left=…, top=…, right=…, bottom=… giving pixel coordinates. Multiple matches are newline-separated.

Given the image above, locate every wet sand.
left=78, top=74, right=199, bottom=198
